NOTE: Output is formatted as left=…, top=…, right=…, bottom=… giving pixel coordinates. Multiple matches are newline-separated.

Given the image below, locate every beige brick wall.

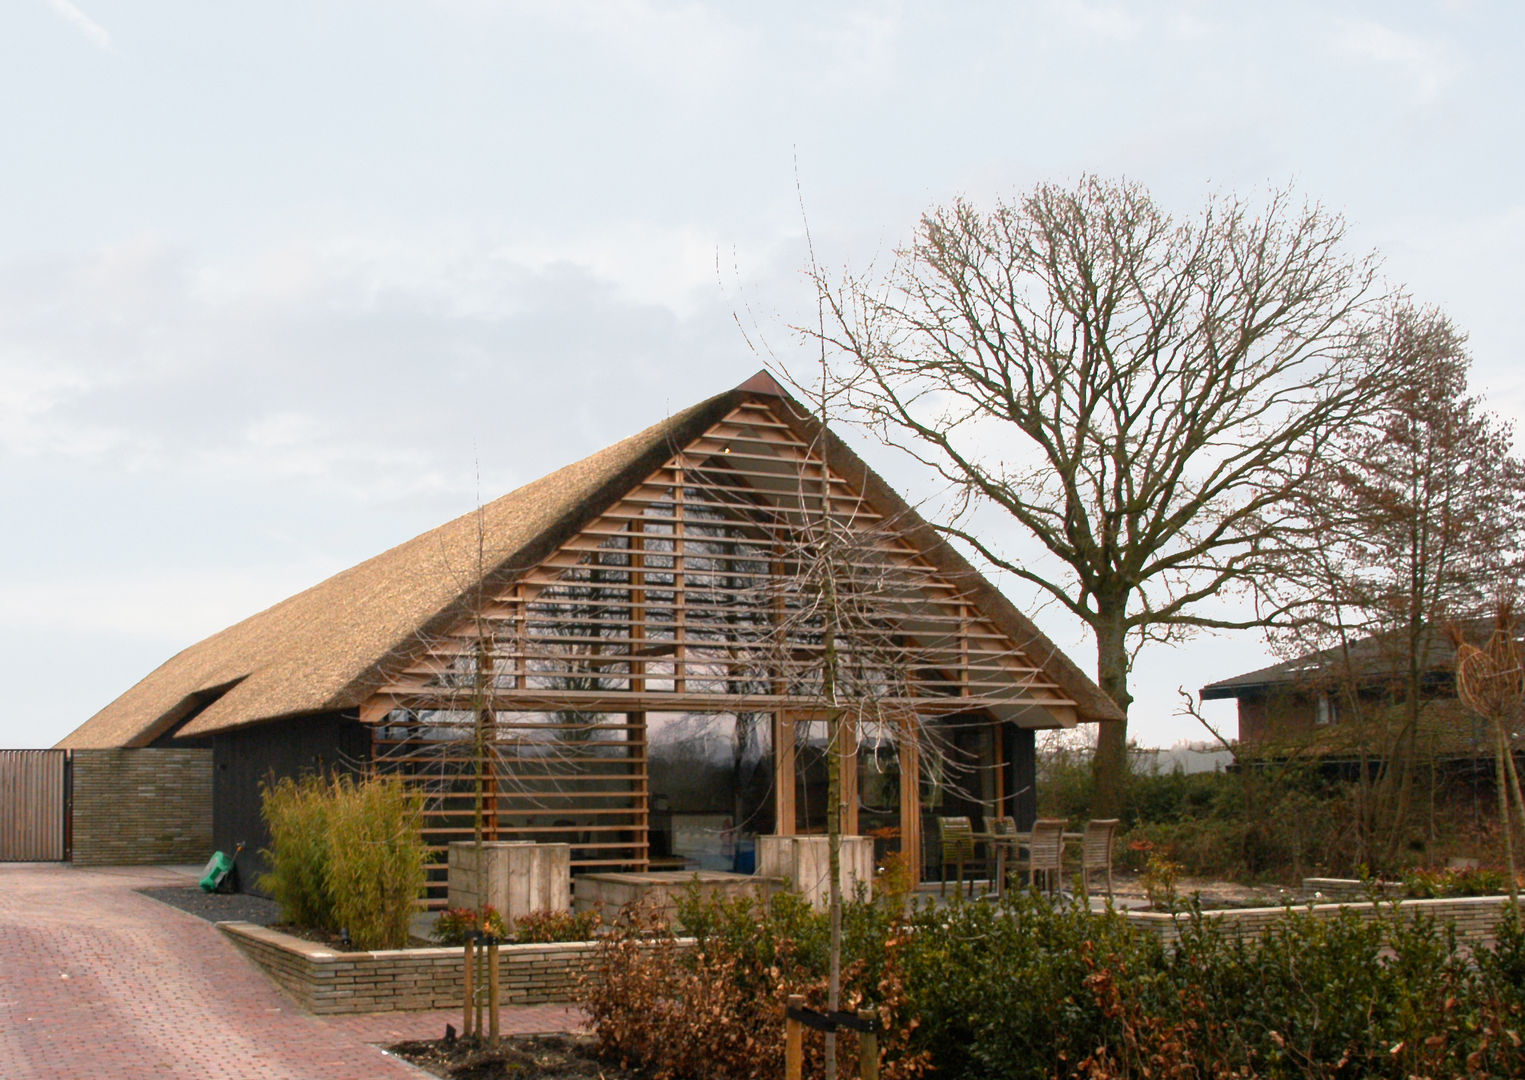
left=1126, top=894, right=1515, bottom=948
left=220, top=922, right=655, bottom=1015
left=71, top=749, right=213, bottom=865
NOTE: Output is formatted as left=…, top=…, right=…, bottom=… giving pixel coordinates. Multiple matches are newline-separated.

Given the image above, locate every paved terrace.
left=0, top=863, right=582, bottom=1080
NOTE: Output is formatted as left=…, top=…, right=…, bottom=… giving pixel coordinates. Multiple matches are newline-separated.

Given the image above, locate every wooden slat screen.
left=367, top=400, right=1075, bottom=887
left=0, top=749, right=67, bottom=862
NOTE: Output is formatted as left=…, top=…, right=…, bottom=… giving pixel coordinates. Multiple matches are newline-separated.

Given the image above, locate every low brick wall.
left=219, top=922, right=619, bottom=1015
left=1125, top=894, right=1515, bottom=948
left=71, top=748, right=212, bottom=865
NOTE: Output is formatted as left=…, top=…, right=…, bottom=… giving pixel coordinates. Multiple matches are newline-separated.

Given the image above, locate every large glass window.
left=647, top=710, right=773, bottom=870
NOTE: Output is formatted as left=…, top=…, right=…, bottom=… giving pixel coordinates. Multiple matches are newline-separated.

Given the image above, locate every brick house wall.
left=71, top=748, right=213, bottom=865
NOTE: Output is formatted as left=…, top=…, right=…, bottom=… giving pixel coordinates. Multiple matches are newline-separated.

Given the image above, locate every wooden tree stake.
left=784, top=994, right=804, bottom=1080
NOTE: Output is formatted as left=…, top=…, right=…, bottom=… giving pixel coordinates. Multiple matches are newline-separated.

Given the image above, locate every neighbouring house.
left=57, top=372, right=1121, bottom=896
left=1201, top=626, right=1520, bottom=768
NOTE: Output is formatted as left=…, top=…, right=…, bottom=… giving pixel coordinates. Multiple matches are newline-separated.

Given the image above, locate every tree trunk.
left=1090, top=603, right=1132, bottom=818
left=1494, top=721, right=1518, bottom=904
left=821, top=567, right=842, bottom=1080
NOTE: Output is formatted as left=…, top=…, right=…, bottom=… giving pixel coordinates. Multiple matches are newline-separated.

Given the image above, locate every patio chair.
left=1012, top=818, right=1066, bottom=894
left=986, top=815, right=1021, bottom=895
left=937, top=816, right=977, bottom=897
left=1081, top=818, right=1120, bottom=899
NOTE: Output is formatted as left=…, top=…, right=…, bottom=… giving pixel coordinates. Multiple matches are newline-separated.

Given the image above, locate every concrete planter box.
left=574, top=869, right=785, bottom=925
left=447, top=841, right=570, bottom=922
left=219, top=921, right=606, bottom=1015
left=758, top=835, right=874, bottom=909
left=1124, top=894, right=1517, bottom=948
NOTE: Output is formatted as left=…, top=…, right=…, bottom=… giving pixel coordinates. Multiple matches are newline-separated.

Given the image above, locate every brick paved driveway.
left=0, top=863, right=583, bottom=1079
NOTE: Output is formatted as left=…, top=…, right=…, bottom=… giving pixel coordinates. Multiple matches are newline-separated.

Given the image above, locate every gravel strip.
left=138, top=885, right=281, bottom=926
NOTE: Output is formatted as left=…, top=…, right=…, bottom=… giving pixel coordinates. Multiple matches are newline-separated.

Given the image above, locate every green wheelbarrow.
left=199, top=842, right=245, bottom=893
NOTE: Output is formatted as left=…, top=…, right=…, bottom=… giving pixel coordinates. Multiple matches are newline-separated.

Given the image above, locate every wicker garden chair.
left=986, top=815, right=1020, bottom=895
left=1013, top=818, right=1066, bottom=894
left=938, top=815, right=977, bottom=897
left=1081, top=818, right=1120, bottom=899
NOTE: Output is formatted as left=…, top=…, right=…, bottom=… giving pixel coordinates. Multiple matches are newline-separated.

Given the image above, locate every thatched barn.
left=57, top=372, right=1120, bottom=895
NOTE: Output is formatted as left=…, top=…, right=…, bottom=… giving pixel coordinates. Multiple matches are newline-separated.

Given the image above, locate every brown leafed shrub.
left=513, top=908, right=601, bottom=943
left=582, top=893, right=928, bottom=1080
left=430, top=905, right=508, bottom=945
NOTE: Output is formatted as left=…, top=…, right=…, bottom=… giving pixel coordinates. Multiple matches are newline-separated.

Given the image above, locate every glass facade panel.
left=647, top=710, right=773, bottom=870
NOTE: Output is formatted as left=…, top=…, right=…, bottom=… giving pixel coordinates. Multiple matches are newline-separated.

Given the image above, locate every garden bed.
left=218, top=920, right=613, bottom=1015
left=388, top=1033, right=638, bottom=1080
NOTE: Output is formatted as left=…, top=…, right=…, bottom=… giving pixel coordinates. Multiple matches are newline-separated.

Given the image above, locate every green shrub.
left=589, top=887, right=1525, bottom=1080
left=258, top=772, right=427, bottom=949
left=322, top=774, right=428, bottom=950
left=895, top=893, right=1163, bottom=1080
left=258, top=773, right=337, bottom=930
left=1400, top=863, right=1517, bottom=898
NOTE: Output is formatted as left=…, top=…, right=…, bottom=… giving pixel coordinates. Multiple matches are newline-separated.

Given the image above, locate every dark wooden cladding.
left=212, top=714, right=371, bottom=895
left=365, top=401, right=1076, bottom=884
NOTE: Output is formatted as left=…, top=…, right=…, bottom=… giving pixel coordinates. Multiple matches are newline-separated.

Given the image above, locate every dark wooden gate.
left=0, top=749, right=69, bottom=861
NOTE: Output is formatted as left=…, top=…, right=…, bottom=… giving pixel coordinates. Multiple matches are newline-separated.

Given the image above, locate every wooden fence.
left=0, top=749, right=69, bottom=861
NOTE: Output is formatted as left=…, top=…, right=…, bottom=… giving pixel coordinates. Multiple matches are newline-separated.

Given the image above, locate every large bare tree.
left=807, top=176, right=1393, bottom=814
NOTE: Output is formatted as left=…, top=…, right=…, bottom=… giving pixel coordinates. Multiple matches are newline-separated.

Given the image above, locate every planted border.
left=1123, top=893, right=1515, bottom=946
left=218, top=921, right=630, bottom=1015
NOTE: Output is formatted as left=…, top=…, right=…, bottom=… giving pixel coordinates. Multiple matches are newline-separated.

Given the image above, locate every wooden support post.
left=958, top=604, right=970, bottom=694
left=898, top=716, right=922, bottom=884
left=673, top=460, right=687, bottom=695
left=775, top=712, right=796, bottom=836
left=462, top=941, right=475, bottom=1039
left=487, top=941, right=501, bottom=1047
left=785, top=994, right=804, bottom=1080
left=513, top=586, right=527, bottom=691
left=859, top=1009, right=879, bottom=1080
left=841, top=709, right=859, bottom=837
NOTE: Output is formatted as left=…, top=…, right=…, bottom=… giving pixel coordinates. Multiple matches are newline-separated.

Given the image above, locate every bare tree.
left=1261, top=306, right=1525, bottom=867
left=806, top=176, right=1391, bottom=814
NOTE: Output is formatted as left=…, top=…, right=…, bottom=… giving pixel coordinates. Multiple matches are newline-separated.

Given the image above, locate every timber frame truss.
left=361, top=399, right=1077, bottom=890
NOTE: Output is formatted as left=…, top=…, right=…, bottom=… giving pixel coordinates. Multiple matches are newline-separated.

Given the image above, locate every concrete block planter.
left=447, top=841, right=570, bottom=922
left=573, top=868, right=785, bottom=924
left=757, top=835, right=874, bottom=910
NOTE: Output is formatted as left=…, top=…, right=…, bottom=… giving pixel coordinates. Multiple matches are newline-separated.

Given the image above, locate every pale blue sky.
left=4, top=1, right=1522, bottom=748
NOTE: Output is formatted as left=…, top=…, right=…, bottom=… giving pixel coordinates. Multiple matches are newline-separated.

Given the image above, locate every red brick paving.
left=0, top=863, right=585, bottom=1079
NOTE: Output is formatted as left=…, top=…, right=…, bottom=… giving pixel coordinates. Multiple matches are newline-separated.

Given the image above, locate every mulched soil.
left=388, top=1034, right=638, bottom=1080
left=137, top=885, right=281, bottom=926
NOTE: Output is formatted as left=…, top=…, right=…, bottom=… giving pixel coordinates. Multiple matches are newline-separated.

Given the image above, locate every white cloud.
left=1328, top=15, right=1460, bottom=104
left=43, top=0, right=112, bottom=51
left=1051, top=0, right=1145, bottom=41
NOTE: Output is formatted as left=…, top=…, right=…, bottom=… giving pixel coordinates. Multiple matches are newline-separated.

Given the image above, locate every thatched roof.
left=58, top=372, right=1121, bottom=749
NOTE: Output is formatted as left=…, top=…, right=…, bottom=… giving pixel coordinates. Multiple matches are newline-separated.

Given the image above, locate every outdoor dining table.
left=973, top=829, right=1085, bottom=896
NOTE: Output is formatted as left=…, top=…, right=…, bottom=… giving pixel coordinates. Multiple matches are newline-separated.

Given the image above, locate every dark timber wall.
left=71, top=748, right=213, bottom=865
left=211, top=712, right=371, bottom=893
left=1005, top=725, right=1037, bottom=829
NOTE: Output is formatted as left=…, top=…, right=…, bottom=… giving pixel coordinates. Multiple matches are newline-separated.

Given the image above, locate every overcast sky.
left=4, top=1, right=1522, bottom=751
